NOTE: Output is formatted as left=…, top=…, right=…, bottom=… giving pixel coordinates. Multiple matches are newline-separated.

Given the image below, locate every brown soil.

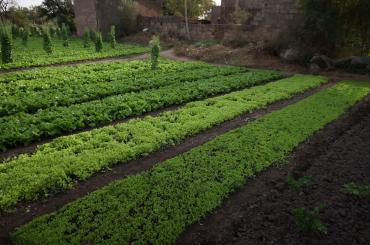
left=0, top=82, right=334, bottom=244
left=177, top=94, right=370, bottom=244
left=174, top=44, right=370, bottom=82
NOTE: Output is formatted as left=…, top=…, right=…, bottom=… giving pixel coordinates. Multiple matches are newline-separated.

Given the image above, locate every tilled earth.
left=178, top=96, right=370, bottom=245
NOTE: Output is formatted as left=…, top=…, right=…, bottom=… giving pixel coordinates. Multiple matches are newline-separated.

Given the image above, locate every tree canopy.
left=164, top=0, right=214, bottom=19
left=39, top=0, right=75, bottom=31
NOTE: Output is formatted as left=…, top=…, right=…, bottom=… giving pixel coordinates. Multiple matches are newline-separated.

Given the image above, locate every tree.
left=0, top=0, right=15, bottom=20
left=42, top=28, right=53, bottom=54
left=298, top=0, right=370, bottom=55
left=164, top=0, right=213, bottom=19
left=39, top=0, right=75, bottom=32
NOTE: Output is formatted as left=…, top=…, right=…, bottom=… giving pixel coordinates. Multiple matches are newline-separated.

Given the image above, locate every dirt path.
left=177, top=94, right=370, bottom=245
left=0, top=82, right=335, bottom=244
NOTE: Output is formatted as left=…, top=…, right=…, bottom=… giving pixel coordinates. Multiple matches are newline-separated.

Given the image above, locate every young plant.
left=109, top=25, right=117, bottom=48
left=95, top=32, right=103, bottom=52
left=343, top=182, right=370, bottom=197
left=61, top=24, right=69, bottom=47
left=21, top=28, right=29, bottom=46
left=287, top=175, right=313, bottom=191
left=150, top=35, right=160, bottom=70
left=42, top=28, right=53, bottom=55
left=292, top=205, right=328, bottom=234
left=83, top=29, right=90, bottom=48
left=0, top=25, right=13, bottom=64
left=89, top=28, right=96, bottom=42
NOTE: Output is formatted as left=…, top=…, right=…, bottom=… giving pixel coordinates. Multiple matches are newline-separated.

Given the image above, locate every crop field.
left=0, top=37, right=148, bottom=70
left=1, top=57, right=370, bottom=245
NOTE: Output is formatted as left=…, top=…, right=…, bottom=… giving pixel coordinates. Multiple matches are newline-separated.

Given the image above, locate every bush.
left=109, top=25, right=117, bottom=49
left=0, top=26, right=13, bottom=64
left=61, top=23, right=69, bottom=47
left=150, top=35, right=160, bottom=70
left=21, top=28, right=29, bottom=47
left=42, top=28, right=53, bottom=55
left=83, top=29, right=90, bottom=48
left=95, top=32, right=103, bottom=52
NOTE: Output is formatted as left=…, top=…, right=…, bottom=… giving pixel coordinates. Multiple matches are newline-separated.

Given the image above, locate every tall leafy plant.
left=42, top=28, right=53, bottom=55
left=0, top=24, right=13, bottom=64
left=61, top=23, right=69, bottom=47
left=109, top=25, right=116, bottom=49
left=95, top=32, right=103, bottom=52
left=150, top=35, right=160, bottom=70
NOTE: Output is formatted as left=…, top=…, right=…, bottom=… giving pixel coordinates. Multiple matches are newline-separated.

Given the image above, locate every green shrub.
left=61, top=23, right=69, bottom=47
left=0, top=26, right=13, bottom=64
left=95, top=32, right=103, bottom=52
left=109, top=25, right=117, bottom=48
left=42, top=28, right=53, bottom=55
left=21, top=28, right=29, bottom=47
left=292, top=205, right=328, bottom=234
left=89, top=28, right=96, bottom=42
left=343, top=182, right=370, bottom=197
left=150, top=35, right=160, bottom=70
left=287, top=175, right=313, bottom=191
left=83, top=29, right=90, bottom=48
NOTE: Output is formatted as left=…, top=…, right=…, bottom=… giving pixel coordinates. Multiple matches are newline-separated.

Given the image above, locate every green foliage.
left=89, top=28, right=96, bottom=42
left=0, top=74, right=333, bottom=211
left=39, top=0, right=76, bottom=33
left=298, top=0, right=370, bottom=55
left=83, top=29, right=90, bottom=48
left=343, top=182, right=370, bottom=197
left=287, top=175, right=313, bottom=191
left=109, top=25, right=117, bottom=49
left=0, top=66, right=281, bottom=152
left=0, top=25, right=13, bottom=64
left=292, top=205, right=328, bottom=234
left=95, top=32, right=103, bottom=52
left=0, top=36, right=148, bottom=69
left=12, top=80, right=370, bottom=244
left=21, top=28, right=29, bottom=47
left=42, top=28, right=53, bottom=55
left=61, top=23, right=69, bottom=47
left=150, top=35, right=160, bottom=70
left=164, top=0, right=214, bottom=19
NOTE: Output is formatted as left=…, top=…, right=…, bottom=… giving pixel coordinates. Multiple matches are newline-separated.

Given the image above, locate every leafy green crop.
left=0, top=36, right=148, bottom=69
left=0, top=75, right=326, bottom=211
left=0, top=67, right=281, bottom=151
left=11, top=80, right=370, bottom=244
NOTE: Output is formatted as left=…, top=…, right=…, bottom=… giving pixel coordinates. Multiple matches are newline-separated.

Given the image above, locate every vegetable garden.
left=0, top=50, right=369, bottom=244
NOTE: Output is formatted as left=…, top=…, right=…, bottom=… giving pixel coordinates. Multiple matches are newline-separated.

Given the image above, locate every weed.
left=292, top=205, right=328, bottom=234
left=287, top=175, right=313, bottom=191
left=343, top=182, right=370, bottom=197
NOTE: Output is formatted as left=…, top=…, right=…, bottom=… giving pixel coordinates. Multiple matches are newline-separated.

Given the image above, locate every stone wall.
left=74, top=0, right=163, bottom=36
left=139, top=0, right=301, bottom=42
left=74, top=0, right=98, bottom=36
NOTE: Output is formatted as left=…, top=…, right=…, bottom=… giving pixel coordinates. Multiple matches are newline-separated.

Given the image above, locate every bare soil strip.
left=0, top=82, right=335, bottom=244
left=177, top=92, right=370, bottom=245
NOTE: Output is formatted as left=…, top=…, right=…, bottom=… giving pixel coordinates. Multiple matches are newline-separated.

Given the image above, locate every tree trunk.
left=184, top=0, right=190, bottom=40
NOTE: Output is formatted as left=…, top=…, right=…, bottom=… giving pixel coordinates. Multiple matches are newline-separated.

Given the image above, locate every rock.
left=310, top=55, right=335, bottom=70
left=309, top=63, right=321, bottom=73
left=334, top=57, right=352, bottom=69
left=350, top=56, right=370, bottom=69
left=280, top=48, right=302, bottom=62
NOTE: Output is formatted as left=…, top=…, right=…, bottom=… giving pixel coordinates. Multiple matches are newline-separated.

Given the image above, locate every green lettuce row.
left=0, top=65, right=245, bottom=116
left=0, top=70, right=282, bottom=151
left=0, top=59, right=213, bottom=90
left=0, top=75, right=326, bottom=211
left=11, top=80, right=370, bottom=245
left=0, top=37, right=149, bottom=70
